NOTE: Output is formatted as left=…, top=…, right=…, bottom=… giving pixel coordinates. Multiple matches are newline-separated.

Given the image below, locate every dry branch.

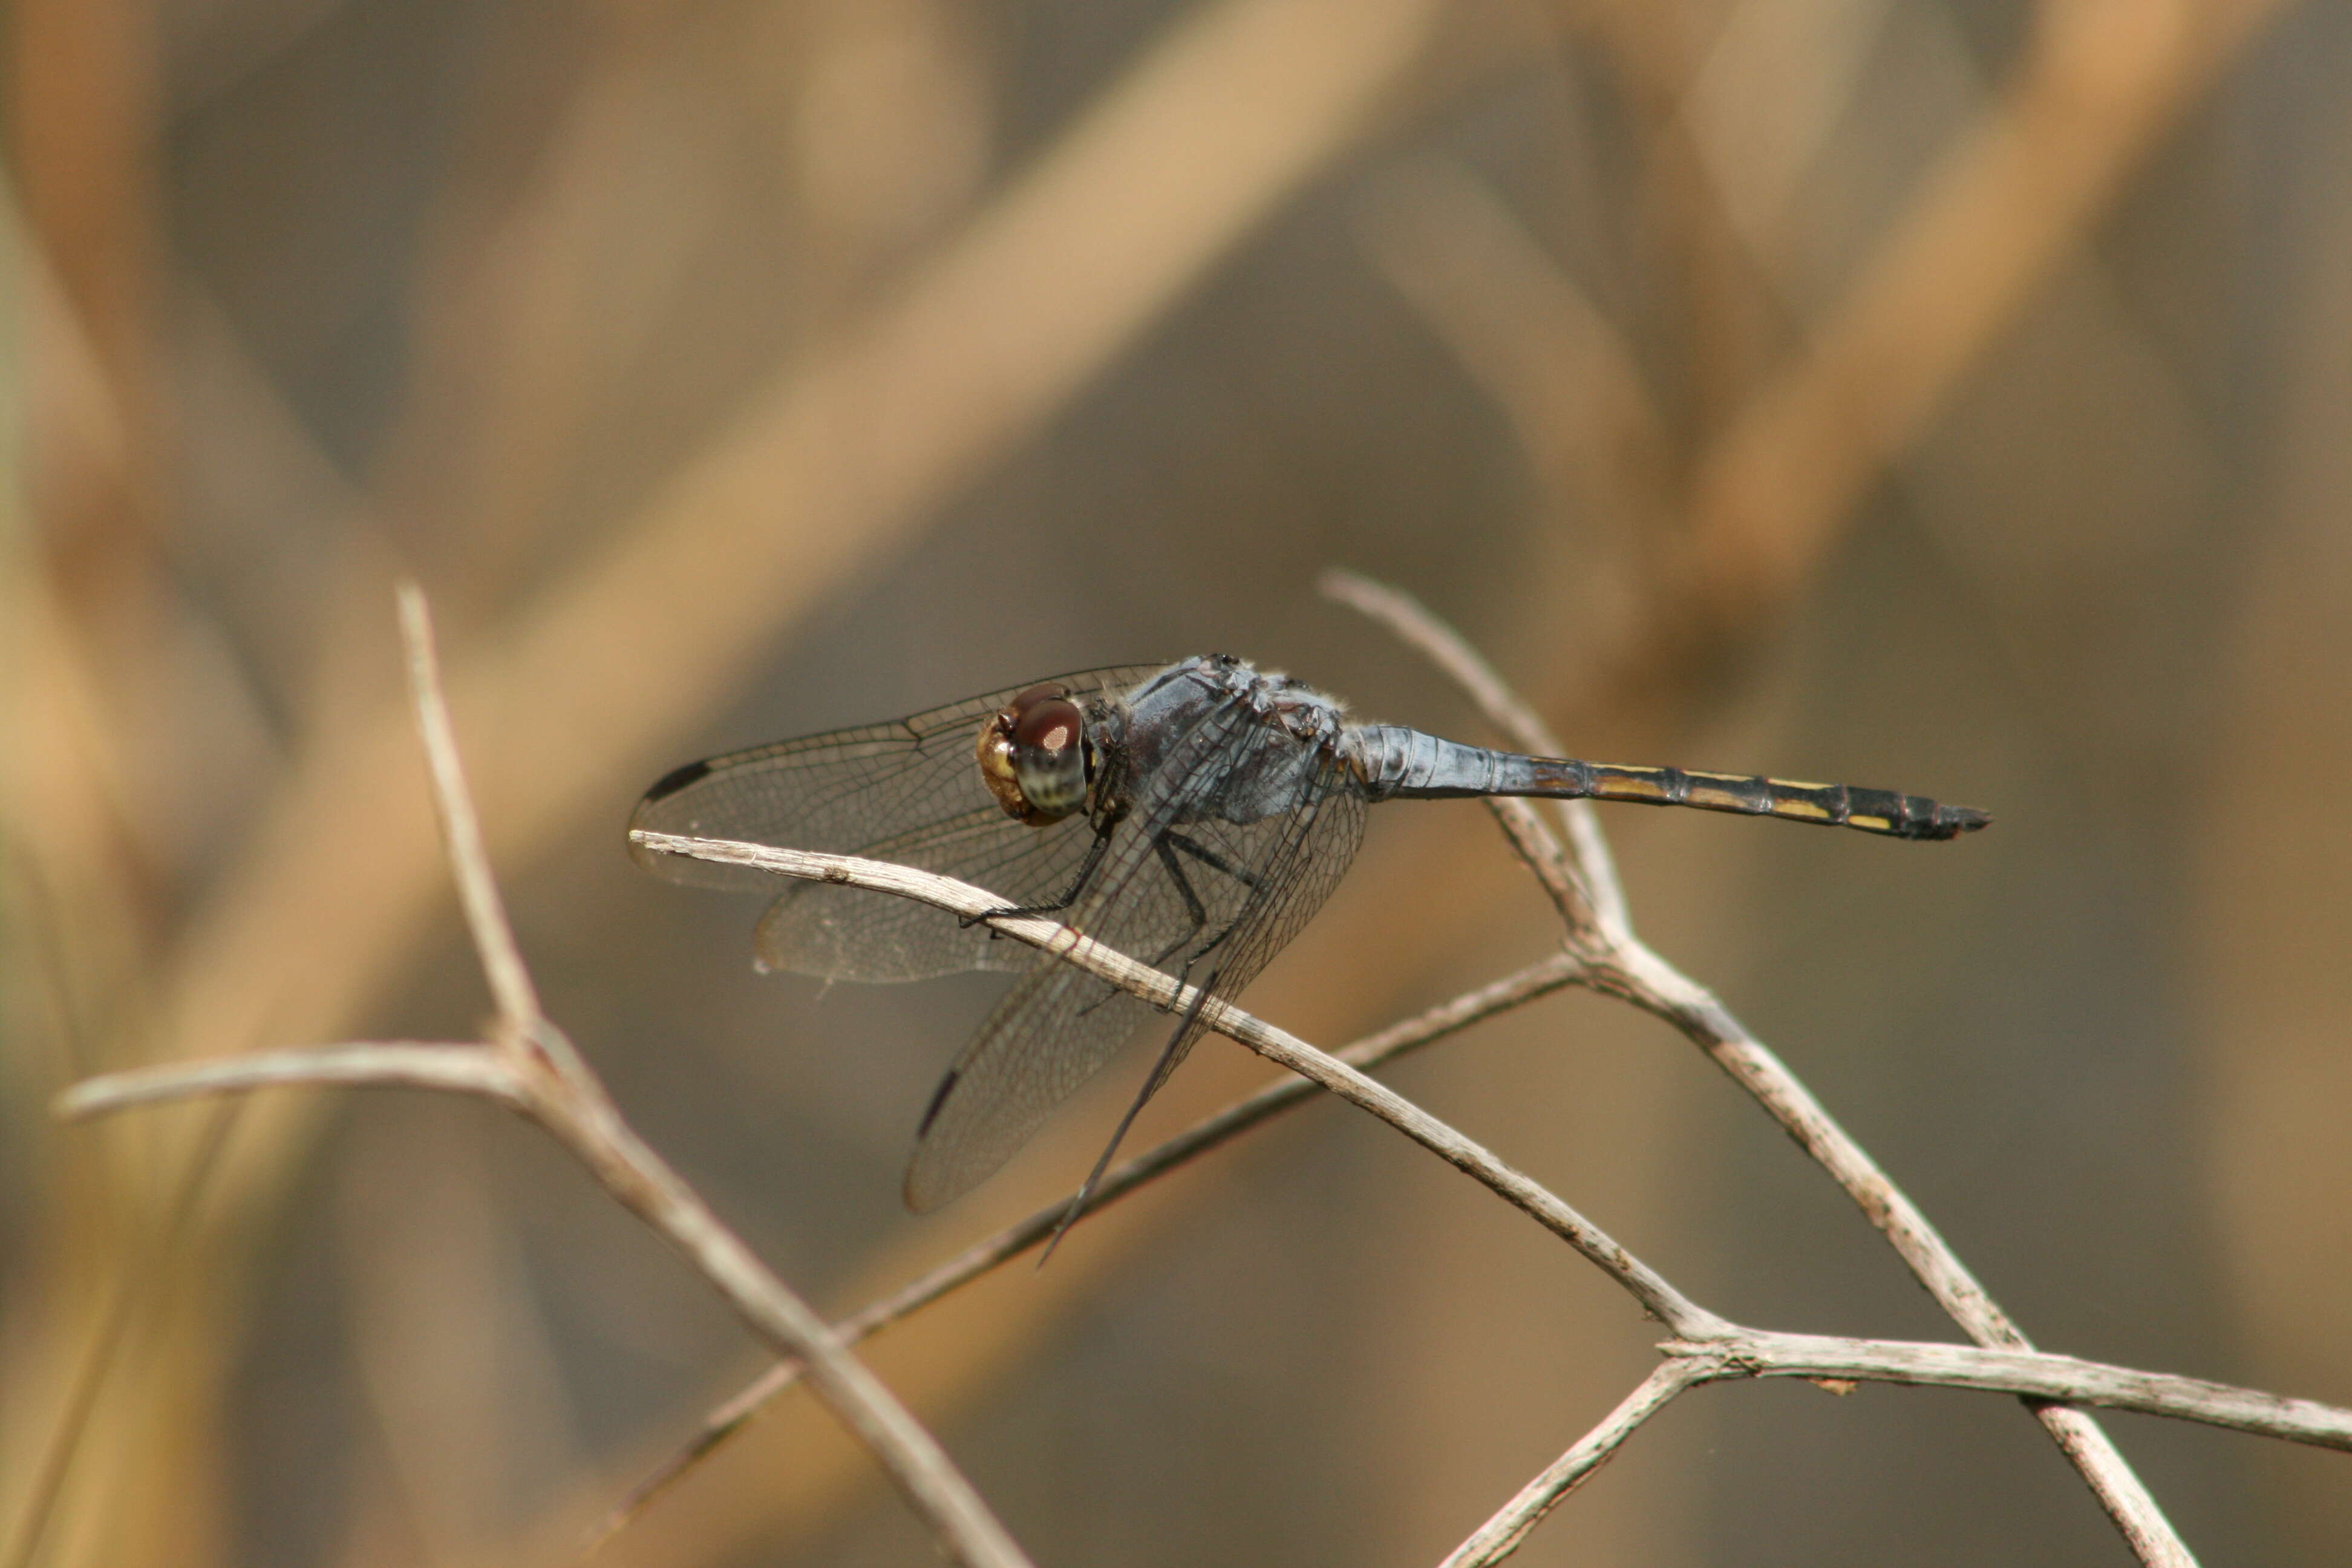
left=631, top=829, right=1719, bottom=1338
left=55, top=1044, right=528, bottom=1115
left=34, top=11, right=1463, bottom=1547
left=56, top=589, right=1036, bottom=1568
left=1438, top=1360, right=1708, bottom=1568
left=1322, top=572, right=2194, bottom=1564
left=62, top=583, right=2339, bottom=1567
left=599, top=951, right=1586, bottom=1536
left=604, top=823, right=2352, bottom=1568
left=1676, top=1331, right=2352, bottom=1448
left=1443, top=1322, right=2352, bottom=1568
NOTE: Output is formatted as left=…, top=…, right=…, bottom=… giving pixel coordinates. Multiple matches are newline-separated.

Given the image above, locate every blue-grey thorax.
left=1100, top=654, right=1573, bottom=826
left=1105, top=655, right=1353, bottom=828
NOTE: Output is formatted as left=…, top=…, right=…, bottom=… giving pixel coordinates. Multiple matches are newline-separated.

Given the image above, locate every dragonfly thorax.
left=976, top=682, right=1094, bottom=825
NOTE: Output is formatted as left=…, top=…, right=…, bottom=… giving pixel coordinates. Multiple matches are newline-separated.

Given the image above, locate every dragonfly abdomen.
left=1568, top=762, right=1986, bottom=840
left=1352, top=726, right=1987, bottom=841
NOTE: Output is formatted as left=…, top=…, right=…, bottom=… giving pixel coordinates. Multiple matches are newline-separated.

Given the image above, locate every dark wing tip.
left=903, top=1069, right=968, bottom=1212
left=629, top=758, right=717, bottom=874
left=915, top=1067, right=961, bottom=1138
left=641, top=757, right=714, bottom=808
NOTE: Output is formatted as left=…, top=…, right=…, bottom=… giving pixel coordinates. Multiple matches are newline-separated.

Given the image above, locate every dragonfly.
left=631, top=654, right=1986, bottom=1230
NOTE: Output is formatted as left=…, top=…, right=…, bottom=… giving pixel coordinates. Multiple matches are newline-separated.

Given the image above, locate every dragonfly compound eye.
left=976, top=684, right=1089, bottom=824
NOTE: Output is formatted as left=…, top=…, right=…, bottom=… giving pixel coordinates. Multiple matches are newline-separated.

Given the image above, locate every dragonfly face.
left=975, top=682, right=1094, bottom=826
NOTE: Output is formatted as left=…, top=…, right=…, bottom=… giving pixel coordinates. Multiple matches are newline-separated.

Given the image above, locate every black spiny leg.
left=960, top=814, right=1117, bottom=929
left=1143, top=833, right=1211, bottom=970
left=1160, top=832, right=1260, bottom=976
left=1145, top=831, right=1261, bottom=973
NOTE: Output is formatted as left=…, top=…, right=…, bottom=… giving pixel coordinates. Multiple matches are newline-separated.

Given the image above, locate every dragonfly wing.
left=902, top=699, right=1369, bottom=1210
left=630, top=667, right=1164, bottom=980
left=753, top=804, right=1100, bottom=981
left=1135, top=750, right=1367, bottom=1096
left=901, top=958, right=1160, bottom=1212
left=900, top=689, right=1262, bottom=1208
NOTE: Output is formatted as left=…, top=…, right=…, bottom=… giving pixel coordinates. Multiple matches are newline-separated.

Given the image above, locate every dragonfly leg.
left=1069, top=840, right=1195, bottom=1020
left=959, top=815, right=1114, bottom=929
left=1075, top=828, right=1253, bottom=1019
left=1163, top=831, right=1258, bottom=890
left=1143, top=832, right=1214, bottom=974
left=1145, top=830, right=1263, bottom=971
left=1157, top=831, right=1260, bottom=981
left=1060, top=824, right=1214, bottom=1023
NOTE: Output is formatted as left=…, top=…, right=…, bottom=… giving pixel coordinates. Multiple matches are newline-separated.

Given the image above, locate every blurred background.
left=5, top=0, right=2350, bottom=1562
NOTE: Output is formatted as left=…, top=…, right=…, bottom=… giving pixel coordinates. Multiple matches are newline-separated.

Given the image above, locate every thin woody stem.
left=595, top=952, right=1587, bottom=1538
left=1327, top=573, right=2191, bottom=1566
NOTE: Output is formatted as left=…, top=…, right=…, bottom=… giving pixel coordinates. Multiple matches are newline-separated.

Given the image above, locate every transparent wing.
left=751, top=804, right=1089, bottom=981
left=630, top=666, right=1165, bottom=982
left=1126, top=747, right=1367, bottom=1100
left=900, top=960, right=1160, bottom=1211
left=903, top=702, right=1367, bottom=1212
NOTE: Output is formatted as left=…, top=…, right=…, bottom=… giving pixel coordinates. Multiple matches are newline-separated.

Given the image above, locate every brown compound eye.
left=975, top=684, right=1090, bottom=824
left=1008, top=693, right=1088, bottom=820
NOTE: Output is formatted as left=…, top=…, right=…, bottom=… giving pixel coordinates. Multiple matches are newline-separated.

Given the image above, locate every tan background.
left=5, top=0, right=2350, bottom=1563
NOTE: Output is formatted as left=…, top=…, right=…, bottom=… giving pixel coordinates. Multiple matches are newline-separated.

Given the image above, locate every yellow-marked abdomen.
left=1352, top=726, right=1988, bottom=841
left=1579, top=762, right=1987, bottom=840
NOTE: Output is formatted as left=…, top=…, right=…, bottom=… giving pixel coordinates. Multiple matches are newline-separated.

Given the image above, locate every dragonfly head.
left=976, top=683, right=1092, bottom=825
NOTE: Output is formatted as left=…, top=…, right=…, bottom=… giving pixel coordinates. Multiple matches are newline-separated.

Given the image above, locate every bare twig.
left=1444, top=1325, right=2352, bottom=1568
left=1676, top=1330, right=2352, bottom=1450
left=1319, top=567, right=1627, bottom=935
left=1327, top=573, right=2192, bottom=1564
left=621, top=827, right=2352, bottom=1568
left=621, top=832, right=2352, bottom=1439
left=396, top=583, right=540, bottom=1034
left=66, top=579, right=2286, bottom=1567
left=599, top=951, right=1587, bottom=1539
left=54, top=589, right=1036, bottom=1568
left=632, top=828, right=1722, bottom=1340
left=1439, top=1359, right=1710, bottom=1568
left=55, top=1044, right=529, bottom=1117
left=1600, top=940, right=2189, bottom=1562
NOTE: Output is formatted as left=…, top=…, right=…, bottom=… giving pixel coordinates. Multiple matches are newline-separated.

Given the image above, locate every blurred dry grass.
left=4, top=0, right=2349, bottom=1563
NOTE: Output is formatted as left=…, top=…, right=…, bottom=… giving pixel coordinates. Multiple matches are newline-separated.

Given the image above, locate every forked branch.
left=593, top=950, right=1589, bottom=1538
left=629, top=829, right=1721, bottom=1338
left=62, top=584, right=2348, bottom=1568
left=54, top=586, right=1036, bottom=1568
left=1321, top=569, right=2192, bottom=1564
left=610, top=825, right=2352, bottom=1567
